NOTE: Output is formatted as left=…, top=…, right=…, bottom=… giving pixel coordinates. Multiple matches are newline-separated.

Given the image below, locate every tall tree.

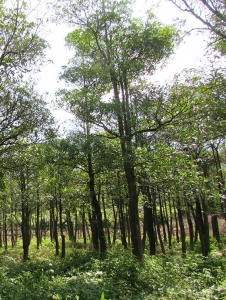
left=54, top=0, right=183, bottom=261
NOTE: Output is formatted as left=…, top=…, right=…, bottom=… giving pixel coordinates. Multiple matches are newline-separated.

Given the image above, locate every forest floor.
left=0, top=236, right=226, bottom=300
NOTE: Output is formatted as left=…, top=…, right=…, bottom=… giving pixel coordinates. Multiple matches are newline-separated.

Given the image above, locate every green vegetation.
left=0, top=0, right=225, bottom=299
left=0, top=239, right=225, bottom=300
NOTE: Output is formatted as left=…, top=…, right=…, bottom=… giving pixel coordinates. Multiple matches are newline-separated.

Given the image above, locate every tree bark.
left=101, top=194, right=111, bottom=246
left=4, top=213, right=7, bottom=251
left=158, top=191, right=167, bottom=243
left=195, top=199, right=210, bottom=257
left=20, top=173, right=31, bottom=261
left=112, top=200, right=118, bottom=244
left=177, top=196, right=186, bottom=255
left=141, top=186, right=156, bottom=255
left=36, top=189, right=41, bottom=250
left=211, top=214, right=221, bottom=242
left=187, top=211, right=194, bottom=250
left=89, top=211, right=99, bottom=250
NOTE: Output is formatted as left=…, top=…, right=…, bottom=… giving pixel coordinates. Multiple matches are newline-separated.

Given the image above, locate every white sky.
left=35, top=0, right=209, bottom=127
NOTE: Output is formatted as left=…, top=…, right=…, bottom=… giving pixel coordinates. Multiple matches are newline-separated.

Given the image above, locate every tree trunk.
left=20, top=173, right=31, bottom=261
left=36, top=190, right=41, bottom=250
left=169, top=198, right=173, bottom=242
left=187, top=211, right=194, bottom=250
left=4, top=213, right=7, bottom=251
left=102, top=194, right=111, bottom=245
left=74, top=211, right=78, bottom=243
left=141, top=185, right=156, bottom=255
left=159, top=192, right=167, bottom=243
left=163, top=193, right=171, bottom=249
left=172, top=197, right=180, bottom=242
left=50, top=199, right=54, bottom=242
left=66, top=210, right=75, bottom=244
left=211, top=214, right=221, bottom=242
left=53, top=219, right=59, bottom=256
left=112, top=200, right=118, bottom=244
left=142, top=216, right=146, bottom=252
left=153, top=195, right=165, bottom=255
left=111, top=73, right=142, bottom=262
left=87, top=153, right=106, bottom=253
left=118, top=198, right=127, bottom=249
left=61, top=234, right=65, bottom=258
left=0, top=228, right=2, bottom=248
left=89, top=211, right=99, bottom=250
left=82, top=208, right=87, bottom=244
left=10, top=218, right=15, bottom=247
left=195, top=199, right=209, bottom=257
left=125, top=207, right=131, bottom=247
left=59, top=194, right=63, bottom=236
left=177, top=197, right=186, bottom=255
left=124, top=161, right=143, bottom=261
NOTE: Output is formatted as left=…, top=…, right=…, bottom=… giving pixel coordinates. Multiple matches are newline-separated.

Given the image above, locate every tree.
left=54, top=0, right=183, bottom=261
left=58, top=132, right=108, bottom=253
left=168, top=0, right=226, bottom=53
left=0, top=79, right=53, bottom=151
left=0, top=0, right=53, bottom=151
left=0, top=0, right=47, bottom=78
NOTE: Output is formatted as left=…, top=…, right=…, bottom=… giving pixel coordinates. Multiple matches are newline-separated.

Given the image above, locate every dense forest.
left=0, top=0, right=225, bottom=299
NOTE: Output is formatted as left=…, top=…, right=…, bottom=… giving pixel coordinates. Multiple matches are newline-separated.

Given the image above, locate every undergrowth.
left=0, top=240, right=225, bottom=300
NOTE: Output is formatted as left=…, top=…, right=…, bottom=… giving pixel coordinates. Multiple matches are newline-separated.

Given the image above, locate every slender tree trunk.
left=172, top=197, right=180, bottom=242
left=66, top=210, right=75, bottom=244
left=200, top=195, right=210, bottom=254
left=53, top=219, right=59, bottom=256
left=111, top=74, right=142, bottom=262
left=177, top=197, right=186, bottom=255
left=163, top=193, right=171, bottom=249
left=50, top=199, right=54, bottom=242
left=125, top=207, right=131, bottom=247
left=169, top=198, right=173, bottom=241
left=87, top=153, right=106, bottom=253
left=102, top=194, right=111, bottom=245
left=89, top=211, right=99, bottom=250
left=15, top=225, right=18, bottom=244
left=82, top=208, right=87, bottom=244
left=0, top=228, right=2, bottom=248
left=61, top=235, right=66, bottom=258
left=4, top=213, right=7, bottom=251
left=158, top=191, right=167, bottom=243
left=74, top=211, right=78, bottom=243
left=142, top=215, right=146, bottom=252
left=59, top=194, right=63, bottom=236
left=187, top=211, right=194, bottom=250
left=20, top=173, right=31, bottom=261
left=10, top=218, right=15, bottom=248
left=36, top=189, right=41, bottom=250
left=58, top=193, right=66, bottom=258
left=211, top=215, right=221, bottom=242
left=195, top=199, right=209, bottom=257
left=112, top=200, right=118, bottom=244
left=52, top=192, right=59, bottom=256
left=124, top=160, right=142, bottom=261
left=85, top=217, right=91, bottom=242
left=141, top=185, right=156, bottom=255
left=118, top=198, right=127, bottom=249
left=153, top=195, right=165, bottom=255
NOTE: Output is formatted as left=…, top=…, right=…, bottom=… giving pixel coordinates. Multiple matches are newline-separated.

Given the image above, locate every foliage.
left=0, top=242, right=225, bottom=300
left=168, top=0, right=226, bottom=54
left=0, top=0, right=48, bottom=77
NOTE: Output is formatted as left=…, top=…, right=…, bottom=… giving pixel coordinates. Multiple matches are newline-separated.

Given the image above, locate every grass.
left=0, top=238, right=225, bottom=300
